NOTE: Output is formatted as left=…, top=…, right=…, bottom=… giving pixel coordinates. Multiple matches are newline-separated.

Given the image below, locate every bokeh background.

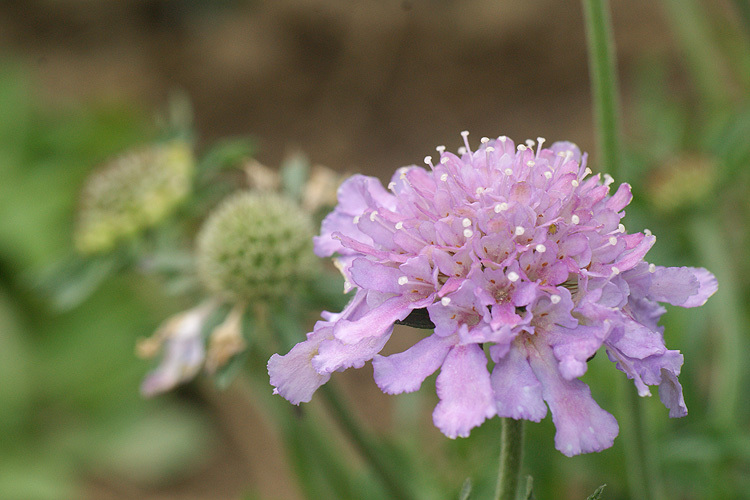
left=1, top=1, right=749, bottom=499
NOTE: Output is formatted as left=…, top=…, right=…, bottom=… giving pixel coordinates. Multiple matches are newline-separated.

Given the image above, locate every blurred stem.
left=659, top=0, right=734, bottom=107
left=616, top=379, right=663, bottom=500
left=319, top=384, right=417, bottom=500
left=690, top=214, right=742, bottom=430
left=493, top=418, right=524, bottom=500
left=582, top=0, right=623, bottom=180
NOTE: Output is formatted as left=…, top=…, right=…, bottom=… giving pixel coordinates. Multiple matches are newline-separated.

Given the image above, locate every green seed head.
left=74, top=141, right=194, bottom=254
left=196, top=191, right=316, bottom=303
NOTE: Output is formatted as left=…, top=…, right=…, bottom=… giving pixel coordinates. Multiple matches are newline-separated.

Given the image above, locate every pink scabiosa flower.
left=268, top=132, right=717, bottom=456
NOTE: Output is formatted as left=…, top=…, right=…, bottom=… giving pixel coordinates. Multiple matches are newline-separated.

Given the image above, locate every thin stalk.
left=690, top=214, right=742, bottom=430
left=582, top=0, right=623, bottom=180
left=494, top=418, right=524, bottom=500
left=319, top=383, right=417, bottom=500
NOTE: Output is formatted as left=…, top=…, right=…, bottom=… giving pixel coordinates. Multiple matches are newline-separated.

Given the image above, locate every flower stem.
left=581, top=0, right=623, bottom=180
left=494, top=418, right=524, bottom=500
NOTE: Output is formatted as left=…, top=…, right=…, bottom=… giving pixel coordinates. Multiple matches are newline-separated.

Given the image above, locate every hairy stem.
left=494, top=418, right=524, bottom=500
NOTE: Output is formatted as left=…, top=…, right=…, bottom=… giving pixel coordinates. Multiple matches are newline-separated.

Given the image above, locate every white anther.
left=475, top=187, right=485, bottom=194
left=369, top=211, right=378, bottom=222
left=514, top=226, right=525, bottom=236
left=495, top=202, right=509, bottom=213
left=461, top=130, right=470, bottom=138
left=525, top=139, right=535, bottom=148
left=536, top=137, right=546, bottom=149
left=353, top=215, right=361, bottom=224
left=436, top=145, right=446, bottom=153
left=388, top=181, right=396, bottom=190
left=527, top=160, right=536, bottom=167
left=609, top=236, right=618, bottom=246
left=440, top=173, right=449, bottom=181
left=644, top=228, right=652, bottom=236
left=604, top=174, right=614, bottom=186
left=517, top=144, right=527, bottom=151
left=507, top=271, right=520, bottom=282
left=535, top=244, right=547, bottom=253
left=398, top=276, right=409, bottom=285
left=485, top=146, right=495, bottom=153
left=463, top=229, right=474, bottom=238
left=611, top=266, right=620, bottom=275
left=550, top=294, right=561, bottom=304
left=457, top=147, right=467, bottom=155
left=424, top=156, right=433, bottom=166
left=571, top=215, right=580, bottom=224
left=395, top=221, right=404, bottom=230
left=544, top=171, right=553, bottom=179
left=481, top=137, right=490, bottom=144
left=440, top=156, right=449, bottom=164
left=441, top=297, right=452, bottom=306
left=618, top=223, right=625, bottom=233
left=499, top=136, right=508, bottom=142
left=504, top=168, right=514, bottom=176
left=557, top=151, right=567, bottom=157
left=462, top=218, right=472, bottom=228
left=571, top=179, right=579, bottom=187
left=584, top=167, right=592, bottom=176
left=648, top=263, right=656, bottom=273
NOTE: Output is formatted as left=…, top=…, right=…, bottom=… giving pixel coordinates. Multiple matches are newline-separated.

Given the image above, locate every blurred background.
left=0, top=0, right=748, bottom=499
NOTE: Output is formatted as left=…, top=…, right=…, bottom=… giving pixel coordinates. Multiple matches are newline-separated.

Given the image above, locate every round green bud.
left=196, top=191, right=316, bottom=303
left=74, top=141, right=194, bottom=254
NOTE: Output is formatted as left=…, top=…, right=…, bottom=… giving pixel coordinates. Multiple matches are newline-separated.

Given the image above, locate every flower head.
left=74, top=141, right=194, bottom=254
left=268, top=133, right=717, bottom=456
left=196, top=191, right=317, bottom=303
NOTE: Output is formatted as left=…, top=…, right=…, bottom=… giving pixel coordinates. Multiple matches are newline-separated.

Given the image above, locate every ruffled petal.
left=268, top=326, right=332, bottom=405
left=649, top=266, right=718, bottom=307
left=334, top=295, right=418, bottom=344
left=527, top=338, right=619, bottom=456
left=372, top=333, right=455, bottom=394
left=313, top=327, right=393, bottom=374
left=658, top=368, right=688, bottom=418
left=490, top=341, right=547, bottom=421
left=433, top=344, right=497, bottom=438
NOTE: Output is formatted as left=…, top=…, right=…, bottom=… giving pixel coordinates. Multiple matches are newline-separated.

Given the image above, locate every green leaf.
left=35, top=253, right=122, bottom=311
left=524, top=475, right=536, bottom=500
left=586, top=484, right=607, bottom=500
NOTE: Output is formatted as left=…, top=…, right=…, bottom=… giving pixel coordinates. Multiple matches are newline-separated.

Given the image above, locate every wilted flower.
left=268, top=132, right=717, bottom=456
left=196, top=191, right=317, bottom=303
left=74, top=141, right=194, bottom=254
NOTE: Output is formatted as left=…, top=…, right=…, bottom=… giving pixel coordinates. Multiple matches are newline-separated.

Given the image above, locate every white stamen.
left=618, top=223, right=625, bottom=233
left=369, top=211, right=378, bottom=222
left=604, top=174, right=614, bottom=186
left=507, top=271, right=520, bottom=282
left=485, top=146, right=495, bottom=153
left=398, top=276, right=409, bottom=285
left=481, top=137, right=490, bottom=144
left=462, top=218, right=472, bottom=227
left=441, top=297, right=451, bottom=306
left=475, top=187, right=485, bottom=194
left=395, top=221, right=404, bottom=230
left=644, top=228, right=652, bottom=236
left=535, top=244, right=547, bottom=253
left=525, top=139, right=535, bottom=148
left=440, top=156, right=449, bottom=164
left=611, top=266, right=620, bottom=275
left=388, top=181, right=396, bottom=190
left=514, top=226, right=525, bottom=236
left=571, top=214, right=580, bottom=224
left=499, top=136, right=508, bottom=143
left=457, top=146, right=467, bottom=155
left=609, top=236, right=618, bottom=246
left=527, top=160, right=536, bottom=167
left=536, top=137, right=546, bottom=156
left=550, top=294, right=561, bottom=304
left=440, top=173, right=449, bottom=181
left=557, top=151, right=567, bottom=157
left=424, top=156, right=433, bottom=167
left=460, top=130, right=471, bottom=153
left=504, top=168, right=514, bottom=176
left=584, top=167, right=592, bottom=176
left=648, top=263, right=656, bottom=273
left=517, top=144, right=527, bottom=151
left=495, top=202, right=509, bottom=212
left=436, top=145, right=446, bottom=154
left=571, top=179, right=579, bottom=187
left=353, top=215, right=361, bottom=224
left=544, top=171, right=553, bottom=179
left=463, top=229, right=474, bottom=238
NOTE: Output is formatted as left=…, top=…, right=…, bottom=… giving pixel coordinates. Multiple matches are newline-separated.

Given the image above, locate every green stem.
left=582, top=0, right=623, bottom=180
left=494, top=418, right=524, bottom=500
left=690, top=215, right=742, bottom=430
left=319, top=383, right=417, bottom=500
